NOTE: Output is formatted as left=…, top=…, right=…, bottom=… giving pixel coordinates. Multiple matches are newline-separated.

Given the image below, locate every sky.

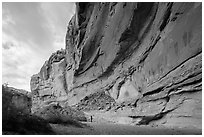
left=2, top=2, right=75, bottom=91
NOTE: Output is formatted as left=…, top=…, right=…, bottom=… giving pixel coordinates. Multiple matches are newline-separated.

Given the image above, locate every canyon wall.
left=31, top=2, right=202, bottom=129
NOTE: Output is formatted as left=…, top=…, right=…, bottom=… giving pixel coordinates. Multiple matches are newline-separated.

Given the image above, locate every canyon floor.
left=51, top=121, right=202, bottom=135
left=50, top=111, right=201, bottom=135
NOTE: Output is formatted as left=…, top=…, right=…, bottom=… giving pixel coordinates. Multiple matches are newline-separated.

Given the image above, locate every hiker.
left=90, top=116, right=93, bottom=122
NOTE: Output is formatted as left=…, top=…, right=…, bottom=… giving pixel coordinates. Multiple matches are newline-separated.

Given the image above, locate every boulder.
left=33, top=103, right=87, bottom=125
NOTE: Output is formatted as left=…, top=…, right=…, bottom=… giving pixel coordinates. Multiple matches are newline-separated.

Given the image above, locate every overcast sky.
left=2, top=2, right=75, bottom=91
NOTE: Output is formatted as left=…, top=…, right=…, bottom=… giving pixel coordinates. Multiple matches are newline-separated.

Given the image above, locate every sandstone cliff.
left=31, top=2, right=202, bottom=129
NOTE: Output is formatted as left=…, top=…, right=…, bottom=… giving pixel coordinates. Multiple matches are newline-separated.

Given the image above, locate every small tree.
left=3, top=82, right=9, bottom=87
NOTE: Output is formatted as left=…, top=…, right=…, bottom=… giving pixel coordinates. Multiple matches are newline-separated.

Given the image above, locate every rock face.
left=34, top=103, right=87, bottom=123
left=74, top=90, right=116, bottom=111
left=31, top=49, right=68, bottom=113
left=31, top=2, right=202, bottom=129
left=30, top=49, right=87, bottom=122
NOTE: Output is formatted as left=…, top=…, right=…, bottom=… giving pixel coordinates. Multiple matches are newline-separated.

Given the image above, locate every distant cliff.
left=31, top=2, right=202, bottom=129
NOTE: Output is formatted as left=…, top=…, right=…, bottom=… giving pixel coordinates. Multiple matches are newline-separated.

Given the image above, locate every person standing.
left=90, top=116, right=93, bottom=122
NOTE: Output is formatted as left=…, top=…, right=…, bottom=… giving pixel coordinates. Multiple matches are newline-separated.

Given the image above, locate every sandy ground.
left=50, top=122, right=201, bottom=135
left=50, top=110, right=201, bottom=135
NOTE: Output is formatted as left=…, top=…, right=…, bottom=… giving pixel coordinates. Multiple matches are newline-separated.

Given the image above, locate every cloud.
left=2, top=2, right=75, bottom=91
left=2, top=34, right=45, bottom=91
left=2, top=41, right=15, bottom=50
left=39, top=2, right=75, bottom=51
left=3, top=3, right=52, bottom=49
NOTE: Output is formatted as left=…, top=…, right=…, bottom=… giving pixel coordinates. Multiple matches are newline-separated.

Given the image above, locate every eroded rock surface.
left=74, top=91, right=116, bottom=111
left=31, top=2, right=202, bottom=129
left=34, top=103, right=87, bottom=123
left=31, top=49, right=68, bottom=113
